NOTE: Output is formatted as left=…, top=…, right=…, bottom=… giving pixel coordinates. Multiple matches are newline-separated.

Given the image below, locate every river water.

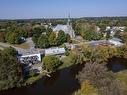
left=0, top=64, right=84, bottom=95
left=0, top=57, right=127, bottom=95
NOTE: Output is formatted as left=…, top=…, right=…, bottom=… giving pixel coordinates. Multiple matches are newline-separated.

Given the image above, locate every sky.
left=0, top=0, right=127, bottom=19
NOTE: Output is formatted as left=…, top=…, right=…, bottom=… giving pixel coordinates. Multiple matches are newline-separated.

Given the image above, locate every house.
left=96, top=26, right=101, bottom=32
left=112, top=26, right=126, bottom=32
left=106, top=26, right=111, bottom=31
left=88, top=39, right=123, bottom=47
left=45, top=47, right=66, bottom=56
left=19, top=53, right=41, bottom=64
left=108, top=38, right=123, bottom=46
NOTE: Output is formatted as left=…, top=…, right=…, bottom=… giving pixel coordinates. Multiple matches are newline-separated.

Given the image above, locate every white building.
left=19, top=53, right=41, bottom=64
left=112, top=26, right=126, bottom=32
left=106, top=26, right=111, bottom=31
left=108, top=38, right=123, bottom=46
left=45, top=47, right=66, bottom=55
left=53, top=15, right=75, bottom=38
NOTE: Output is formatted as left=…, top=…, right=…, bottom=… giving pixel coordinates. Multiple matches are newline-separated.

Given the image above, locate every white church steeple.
left=67, top=13, right=71, bottom=26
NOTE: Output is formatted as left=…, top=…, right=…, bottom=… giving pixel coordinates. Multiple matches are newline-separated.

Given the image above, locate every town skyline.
left=0, top=0, right=127, bottom=19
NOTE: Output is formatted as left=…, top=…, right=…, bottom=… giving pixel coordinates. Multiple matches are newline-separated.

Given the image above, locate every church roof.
left=53, top=24, right=69, bottom=32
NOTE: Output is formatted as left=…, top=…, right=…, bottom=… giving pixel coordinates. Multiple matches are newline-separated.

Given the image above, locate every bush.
left=43, top=55, right=62, bottom=72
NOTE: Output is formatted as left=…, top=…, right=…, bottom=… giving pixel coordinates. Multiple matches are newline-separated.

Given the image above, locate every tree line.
left=0, top=47, right=22, bottom=91
left=32, top=28, right=71, bottom=48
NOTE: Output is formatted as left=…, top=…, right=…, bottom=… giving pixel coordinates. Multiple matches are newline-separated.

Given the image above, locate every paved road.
left=0, top=37, right=40, bottom=55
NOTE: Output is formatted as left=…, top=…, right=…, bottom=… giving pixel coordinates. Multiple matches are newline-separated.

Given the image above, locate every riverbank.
left=23, top=73, right=45, bottom=86
left=116, top=70, right=127, bottom=94
left=0, top=55, right=76, bottom=92
left=0, top=63, right=83, bottom=95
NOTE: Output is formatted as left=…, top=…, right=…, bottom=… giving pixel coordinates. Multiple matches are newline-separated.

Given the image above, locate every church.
left=53, top=15, right=75, bottom=38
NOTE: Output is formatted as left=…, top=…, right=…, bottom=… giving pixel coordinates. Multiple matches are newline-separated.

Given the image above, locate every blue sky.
left=0, top=0, right=127, bottom=19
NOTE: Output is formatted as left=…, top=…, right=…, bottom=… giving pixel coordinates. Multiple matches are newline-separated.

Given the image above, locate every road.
left=0, top=38, right=40, bottom=55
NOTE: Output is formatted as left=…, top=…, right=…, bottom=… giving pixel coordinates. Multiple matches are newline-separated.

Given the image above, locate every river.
left=0, top=57, right=127, bottom=95
left=0, top=64, right=84, bottom=95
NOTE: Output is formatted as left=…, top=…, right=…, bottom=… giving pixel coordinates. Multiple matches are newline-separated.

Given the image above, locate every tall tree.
left=0, top=32, right=6, bottom=42
left=37, top=34, right=49, bottom=48
left=56, top=30, right=67, bottom=45
left=48, top=32, right=57, bottom=46
left=77, top=62, right=123, bottom=95
left=0, top=47, right=22, bottom=90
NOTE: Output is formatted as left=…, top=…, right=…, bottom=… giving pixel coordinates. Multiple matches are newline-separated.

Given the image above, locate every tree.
left=43, top=55, right=61, bottom=72
left=37, top=34, right=49, bottom=48
left=66, top=34, right=72, bottom=43
left=116, top=45, right=127, bottom=58
left=56, top=30, right=67, bottom=45
left=15, top=27, right=28, bottom=38
left=82, top=45, right=117, bottom=63
left=0, top=32, right=6, bottom=42
left=46, top=27, right=53, bottom=36
left=6, top=32, right=15, bottom=44
left=5, top=32, right=21, bottom=44
left=48, top=32, right=57, bottom=46
left=32, top=34, right=39, bottom=47
left=120, top=33, right=127, bottom=44
left=0, top=48, right=22, bottom=90
left=74, top=80, right=98, bottom=95
left=77, top=62, right=123, bottom=95
left=2, top=47, right=18, bottom=57
left=32, top=26, right=46, bottom=37
left=106, top=30, right=111, bottom=40
left=81, top=30, right=102, bottom=41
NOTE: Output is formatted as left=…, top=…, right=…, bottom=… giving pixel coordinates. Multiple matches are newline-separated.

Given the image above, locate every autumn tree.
left=0, top=32, right=6, bottom=42
left=77, top=62, right=124, bottom=95
left=43, top=55, right=61, bottom=72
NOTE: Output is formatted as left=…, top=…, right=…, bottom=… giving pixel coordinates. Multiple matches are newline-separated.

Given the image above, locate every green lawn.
left=14, top=43, right=30, bottom=49
left=59, top=56, right=74, bottom=69
left=23, top=73, right=45, bottom=86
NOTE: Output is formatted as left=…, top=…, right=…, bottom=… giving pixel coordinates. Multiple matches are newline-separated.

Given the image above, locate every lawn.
left=59, top=56, right=74, bottom=69
left=14, top=43, right=30, bottom=49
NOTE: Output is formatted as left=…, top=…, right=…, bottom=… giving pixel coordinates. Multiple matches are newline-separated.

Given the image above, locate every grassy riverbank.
left=23, top=73, right=45, bottom=86
left=116, top=70, right=127, bottom=94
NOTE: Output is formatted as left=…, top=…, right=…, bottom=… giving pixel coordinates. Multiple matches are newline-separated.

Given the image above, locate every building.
left=88, top=38, right=123, bottom=47
left=19, top=53, right=41, bottom=64
left=53, top=15, right=75, bottom=38
left=108, top=38, right=123, bottom=46
left=112, top=26, right=126, bottom=32
left=45, top=47, right=66, bottom=56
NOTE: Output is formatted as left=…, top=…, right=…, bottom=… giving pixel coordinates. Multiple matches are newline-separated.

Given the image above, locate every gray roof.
left=53, top=24, right=75, bottom=38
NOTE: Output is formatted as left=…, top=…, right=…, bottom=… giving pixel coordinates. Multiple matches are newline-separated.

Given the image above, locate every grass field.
left=14, top=43, right=30, bottom=49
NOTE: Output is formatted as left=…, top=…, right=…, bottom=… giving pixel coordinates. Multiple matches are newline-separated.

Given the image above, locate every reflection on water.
left=107, top=57, right=127, bottom=72
left=112, top=64, right=126, bottom=72
left=0, top=64, right=84, bottom=95
left=1, top=57, right=127, bottom=95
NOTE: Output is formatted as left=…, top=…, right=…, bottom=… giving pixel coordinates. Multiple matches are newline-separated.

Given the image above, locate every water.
left=107, top=57, right=127, bottom=72
left=0, top=64, right=84, bottom=95
left=0, top=57, right=127, bottom=95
